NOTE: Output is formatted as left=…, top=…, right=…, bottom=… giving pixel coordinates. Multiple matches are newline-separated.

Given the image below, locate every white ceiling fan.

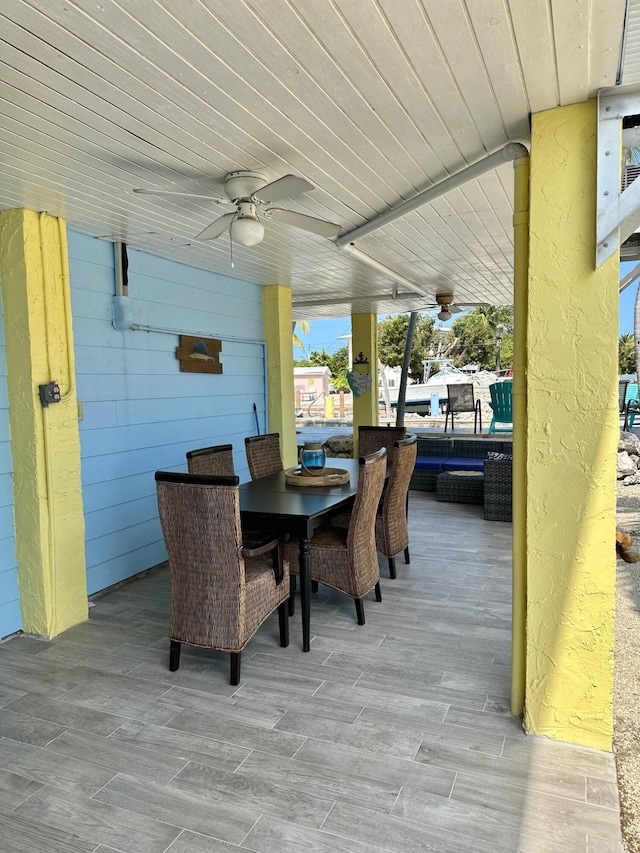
left=293, top=290, right=485, bottom=315
left=134, top=170, right=341, bottom=247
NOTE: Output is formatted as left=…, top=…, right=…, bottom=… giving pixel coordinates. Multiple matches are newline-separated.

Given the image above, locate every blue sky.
left=620, top=262, right=638, bottom=335
left=294, top=268, right=638, bottom=357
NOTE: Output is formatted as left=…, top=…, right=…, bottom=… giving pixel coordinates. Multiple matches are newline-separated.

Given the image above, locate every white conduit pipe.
left=339, top=243, right=426, bottom=296
left=336, top=142, right=529, bottom=248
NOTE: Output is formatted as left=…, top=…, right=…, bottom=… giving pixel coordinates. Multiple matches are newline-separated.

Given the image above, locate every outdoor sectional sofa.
left=321, top=432, right=513, bottom=521
left=410, top=436, right=513, bottom=521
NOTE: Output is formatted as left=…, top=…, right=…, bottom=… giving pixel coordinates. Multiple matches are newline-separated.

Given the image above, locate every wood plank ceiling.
left=0, top=0, right=627, bottom=319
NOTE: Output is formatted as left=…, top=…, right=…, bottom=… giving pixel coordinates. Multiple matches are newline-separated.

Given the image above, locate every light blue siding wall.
left=0, top=290, right=21, bottom=638
left=68, top=232, right=266, bottom=595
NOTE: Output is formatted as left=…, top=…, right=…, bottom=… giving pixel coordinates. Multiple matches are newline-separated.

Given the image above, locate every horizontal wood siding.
left=0, top=295, right=22, bottom=638
left=68, top=232, right=265, bottom=595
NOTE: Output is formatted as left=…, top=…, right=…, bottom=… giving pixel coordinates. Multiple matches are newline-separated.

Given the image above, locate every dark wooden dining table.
left=239, top=456, right=362, bottom=652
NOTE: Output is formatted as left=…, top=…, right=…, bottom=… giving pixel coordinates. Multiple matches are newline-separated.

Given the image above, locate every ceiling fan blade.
left=195, top=212, right=236, bottom=241
left=266, top=207, right=341, bottom=238
left=254, top=175, right=315, bottom=203
left=133, top=188, right=228, bottom=204
left=450, top=304, right=463, bottom=314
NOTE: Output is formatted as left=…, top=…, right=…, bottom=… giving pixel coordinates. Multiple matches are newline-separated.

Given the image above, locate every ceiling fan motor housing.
left=435, top=293, right=455, bottom=306
left=224, top=171, right=267, bottom=201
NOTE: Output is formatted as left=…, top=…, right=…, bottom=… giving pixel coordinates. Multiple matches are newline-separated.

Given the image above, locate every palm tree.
left=293, top=320, right=310, bottom=353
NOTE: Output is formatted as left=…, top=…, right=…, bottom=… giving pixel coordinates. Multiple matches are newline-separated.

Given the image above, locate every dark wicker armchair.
left=375, top=436, right=417, bottom=578
left=285, top=448, right=387, bottom=625
left=155, top=471, right=289, bottom=685
left=358, top=425, right=407, bottom=457
left=186, top=443, right=235, bottom=476
left=245, top=433, right=283, bottom=480
left=444, top=383, right=482, bottom=433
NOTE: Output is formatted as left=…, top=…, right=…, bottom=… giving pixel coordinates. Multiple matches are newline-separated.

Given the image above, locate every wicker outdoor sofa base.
left=436, top=471, right=485, bottom=504
left=410, top=436, right=513, bottom=522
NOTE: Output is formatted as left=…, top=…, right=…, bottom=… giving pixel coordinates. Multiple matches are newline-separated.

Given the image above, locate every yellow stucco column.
left=525, top=101, right=618, bottom=749
left=0, top=209, right=87, bottom=637
left=351, top=312, right=378, bottom=456
left=262, top=285, right=297, bottom=468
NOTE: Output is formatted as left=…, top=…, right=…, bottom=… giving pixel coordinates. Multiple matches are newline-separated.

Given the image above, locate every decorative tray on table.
left=285, top=467, right=350, bottom=487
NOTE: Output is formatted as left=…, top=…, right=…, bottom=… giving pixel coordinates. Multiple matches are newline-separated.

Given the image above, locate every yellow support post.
left=525, top=101, right=617, bottom=749
left=351, top=313, right=378, bottom=457
left=0, top=209, right=87, bottom=637
left=262, top=285, right=297, bottom=468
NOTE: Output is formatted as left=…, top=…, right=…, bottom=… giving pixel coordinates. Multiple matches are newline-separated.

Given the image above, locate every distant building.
left=294, top=366, right=331, bottom=402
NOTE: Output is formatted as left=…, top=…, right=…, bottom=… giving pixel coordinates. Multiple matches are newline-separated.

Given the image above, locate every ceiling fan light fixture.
left=438, top=309, right=452, bottom=321
left=230, top=214, right=264, bottom=247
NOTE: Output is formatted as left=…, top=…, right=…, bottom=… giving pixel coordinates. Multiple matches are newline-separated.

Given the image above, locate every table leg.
left=299, top=537, right=311, bottom=652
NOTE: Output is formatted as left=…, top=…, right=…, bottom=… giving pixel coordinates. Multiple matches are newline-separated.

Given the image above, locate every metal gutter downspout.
left=511, top=153, right=530, bottom=717
left=336, top=143, right=529, bottom=247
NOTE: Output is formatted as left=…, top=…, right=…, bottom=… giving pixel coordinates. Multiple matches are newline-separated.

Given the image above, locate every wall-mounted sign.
left=347, top=350, right=372, bottom=396
left=176, top=336, right=222, bottom=374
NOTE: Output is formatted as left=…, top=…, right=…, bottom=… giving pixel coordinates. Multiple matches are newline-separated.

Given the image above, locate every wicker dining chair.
left=444, top=383, right=482, bottom=433
left=285, top=448, right=387, bottom=625
left=375, top=435, right=417, bottom=579
left=358, top=424, right=407, bottom=457
left=186, top=443, right=235, bottom=476
left=245, top=433, right=283, bottom=480
left=155, top=471, right=289, bottom=685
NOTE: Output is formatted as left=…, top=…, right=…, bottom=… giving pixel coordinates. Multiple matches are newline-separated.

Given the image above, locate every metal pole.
left=511, top=154, right=530, bottom=717
left=396, top=312, right=418, bottom=428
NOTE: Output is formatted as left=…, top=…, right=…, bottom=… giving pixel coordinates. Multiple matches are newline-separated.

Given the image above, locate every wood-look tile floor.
left=0, top=492, right=623, bottom=853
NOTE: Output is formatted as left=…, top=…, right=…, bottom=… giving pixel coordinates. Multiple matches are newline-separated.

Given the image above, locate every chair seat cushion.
left=441, top=457, right=485, bottom=472
left=414, top=456, right=445, bottom=471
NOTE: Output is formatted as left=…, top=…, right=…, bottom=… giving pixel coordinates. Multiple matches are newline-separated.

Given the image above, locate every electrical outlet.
left=77, top=401, right=84, bottom=421
left=38, top=382, right=61, bottom=407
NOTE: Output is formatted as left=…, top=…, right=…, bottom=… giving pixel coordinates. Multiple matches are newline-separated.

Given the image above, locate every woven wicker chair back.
left=186, top=444, right=235, bottom=476
left=156, top=475, right=246, bottom=649
left=377, top=436, right=417, bottom=558
left=447, top=383, right=476, bottom=412
left=245, top=433, right=283, bottom=480
left=346, top=448, right=387, bottom=592
left=358, top=425, right=407, bottom=457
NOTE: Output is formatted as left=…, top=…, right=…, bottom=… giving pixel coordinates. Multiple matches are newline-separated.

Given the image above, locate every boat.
left=379, top=361, right=474, bottom=416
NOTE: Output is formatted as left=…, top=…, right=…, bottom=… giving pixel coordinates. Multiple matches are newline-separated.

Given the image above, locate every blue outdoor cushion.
left=441, top=457, right=485, bottom=472
left=414, top=456, right=445, bottom=471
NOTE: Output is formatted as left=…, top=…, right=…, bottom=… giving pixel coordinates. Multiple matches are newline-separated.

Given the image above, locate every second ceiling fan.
left=134, top=170, right=341, bottom=247
left=425, top=293, right=484, bottom=321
